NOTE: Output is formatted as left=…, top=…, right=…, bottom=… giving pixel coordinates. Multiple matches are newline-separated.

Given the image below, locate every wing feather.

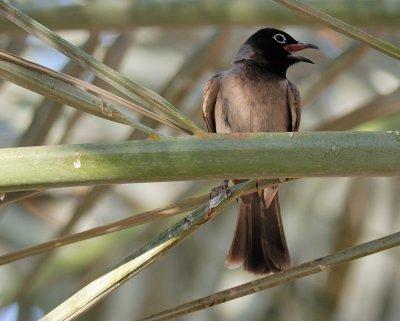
left=287, top=81, right=301, bottom=132
left=202, top=74, right=220, bottom=133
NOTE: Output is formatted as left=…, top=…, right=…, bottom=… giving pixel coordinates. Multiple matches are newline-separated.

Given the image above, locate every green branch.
left=0, top=132, right=399, bottom=192
left=1, top=1, right=399, bottom=31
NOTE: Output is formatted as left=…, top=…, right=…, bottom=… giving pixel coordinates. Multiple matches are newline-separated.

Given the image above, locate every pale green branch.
left=0, top=132, right=399, bottom=192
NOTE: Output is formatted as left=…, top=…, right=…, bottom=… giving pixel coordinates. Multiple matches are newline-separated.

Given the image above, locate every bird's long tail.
left=226, top=190, right=291, bottom=274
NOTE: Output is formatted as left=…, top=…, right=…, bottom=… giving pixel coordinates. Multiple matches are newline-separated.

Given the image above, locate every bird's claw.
left=210, top=180, right=230, bottom=199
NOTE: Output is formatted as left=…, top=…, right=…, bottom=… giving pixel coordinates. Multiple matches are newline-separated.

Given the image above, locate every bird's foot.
left=210, top=180, right=230, bottom=200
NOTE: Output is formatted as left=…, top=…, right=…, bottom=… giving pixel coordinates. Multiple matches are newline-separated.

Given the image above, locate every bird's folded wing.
left=287, top=81, right=301, bottom=132
left=202, top=74, right=221, bottom=133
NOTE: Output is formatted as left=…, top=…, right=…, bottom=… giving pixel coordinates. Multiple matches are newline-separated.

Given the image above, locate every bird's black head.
left=235, top=28, right=318, bottom=77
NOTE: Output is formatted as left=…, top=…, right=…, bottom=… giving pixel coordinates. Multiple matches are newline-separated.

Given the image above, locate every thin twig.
left=137, top=230, right=400, bottom=321
left=0, top=179, right=286, bottom=266
left=273, top=0, right=400, bottom=60
left=0, top=190, right=42, bottom=207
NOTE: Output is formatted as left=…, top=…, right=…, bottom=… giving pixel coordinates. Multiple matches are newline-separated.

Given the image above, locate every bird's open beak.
left=284, top=42, right=319, bottom=64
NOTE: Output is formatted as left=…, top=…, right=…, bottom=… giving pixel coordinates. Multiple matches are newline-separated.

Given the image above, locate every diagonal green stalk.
left=0, top=54, right=162, bottom=138
left=0, top=1, right=204, bottom=135
left=40, top=178, right=280, bottom=321
left=273, top=0, right=400, bottom=60
left=136, top=229, right=400, bottom=321
left=0, top=48, right=177, bottom=133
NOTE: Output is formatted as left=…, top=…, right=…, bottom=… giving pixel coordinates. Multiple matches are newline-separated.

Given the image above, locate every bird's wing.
left=287, top=81, right=301, bottom=132
left=202, top=74, right=221, bottom=133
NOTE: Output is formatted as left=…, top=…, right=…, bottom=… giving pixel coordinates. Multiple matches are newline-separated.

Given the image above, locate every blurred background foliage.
left=0, top=0, right=400, bottom=320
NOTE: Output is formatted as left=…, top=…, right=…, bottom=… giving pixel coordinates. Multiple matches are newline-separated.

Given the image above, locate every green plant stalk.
left=39, top=178, right=268, bottom=321
left=136, top=230, right=400, bottom=321
left=0, top=58, right=162, bottom=138
left=1, top=1, right=399, bottom=31
left=0, top=2, right=204, bottom=136
left=273, top=0, right=400, bottom=60
left=0, top=132, right=399, bottom=192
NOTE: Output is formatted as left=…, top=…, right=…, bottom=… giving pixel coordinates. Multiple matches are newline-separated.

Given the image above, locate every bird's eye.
left=273, top=33, right=286, bottom=44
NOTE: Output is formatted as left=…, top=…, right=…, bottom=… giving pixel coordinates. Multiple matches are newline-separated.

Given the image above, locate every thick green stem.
left=0, top=132, right=399, bottom=192
left=1, top=1, right=399, bottom=31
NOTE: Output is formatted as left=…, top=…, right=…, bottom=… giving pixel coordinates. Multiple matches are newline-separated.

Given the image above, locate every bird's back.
left=214, top=61, right=291, bottom=134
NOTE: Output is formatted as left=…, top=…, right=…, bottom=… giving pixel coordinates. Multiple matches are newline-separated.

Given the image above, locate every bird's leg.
left=210, top=179, right=230, bottom=199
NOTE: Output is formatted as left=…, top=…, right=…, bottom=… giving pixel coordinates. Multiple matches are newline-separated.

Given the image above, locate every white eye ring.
left=273, top=33, right=286, bottom=44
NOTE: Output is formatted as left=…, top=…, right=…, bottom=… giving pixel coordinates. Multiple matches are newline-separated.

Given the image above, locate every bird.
left=202, top=28, right=318, bottom=274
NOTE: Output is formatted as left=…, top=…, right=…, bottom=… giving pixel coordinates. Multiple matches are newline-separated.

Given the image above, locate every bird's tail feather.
left=226, top=191, right=291, bottom=274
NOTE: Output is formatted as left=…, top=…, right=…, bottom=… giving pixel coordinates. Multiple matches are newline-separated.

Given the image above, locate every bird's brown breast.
left=214, top=62, right=290, bottom=134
